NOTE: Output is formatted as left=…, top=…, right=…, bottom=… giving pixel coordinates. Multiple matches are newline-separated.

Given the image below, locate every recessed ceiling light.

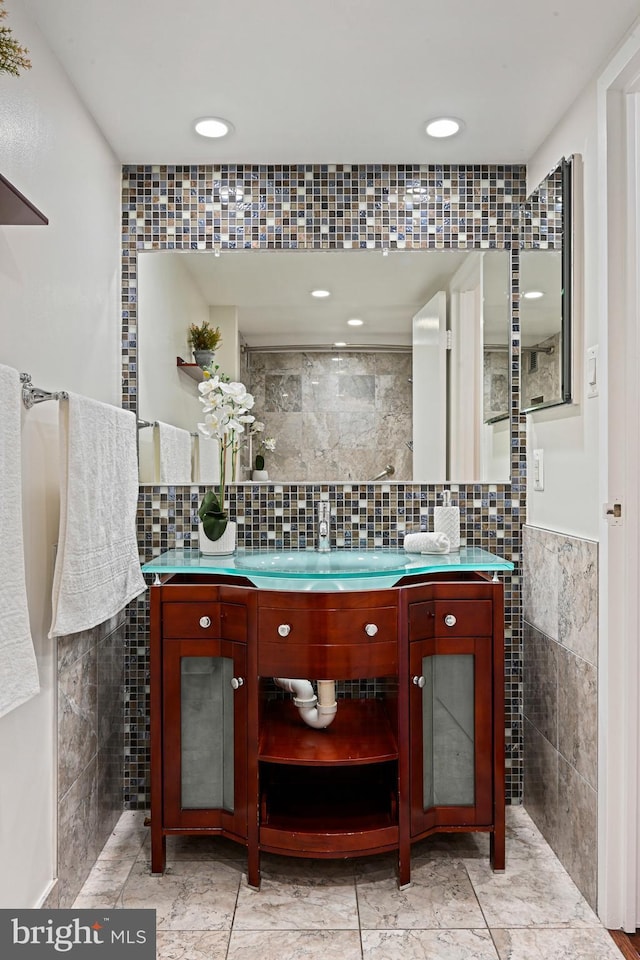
left=523, top=290, right=544, bottom=299
left=334, top=342, right=347, bottom=348
left=425, top=117, right=463, bottom=139
left=311, top=289, right=331, bottom=298
left=194, top=117, right=233, bottom=138
left=347, top=318, right=363, bottom=326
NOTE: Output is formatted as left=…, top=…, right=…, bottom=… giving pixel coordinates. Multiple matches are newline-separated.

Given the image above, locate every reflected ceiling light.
left=334, top=341, right=347, bottom=348
left=347, top=318, right=363, bottom=326
left=194, top=117, right=233, bottom=138
left=523, top=290, right=544, bottom=299
left=311, top=289, right=331, bottom=298
left=404, top=186, right=430, bottom=203
left=425, top=117, right=463, bottom=138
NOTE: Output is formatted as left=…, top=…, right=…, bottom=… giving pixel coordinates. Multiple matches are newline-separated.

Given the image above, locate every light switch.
left=533, top=448, right=544, bottom=491
left=587, top=345, right=599, bottom=398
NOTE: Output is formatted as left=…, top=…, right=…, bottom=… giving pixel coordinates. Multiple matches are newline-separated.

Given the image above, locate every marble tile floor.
left=73, top=806, right=624, bottom=960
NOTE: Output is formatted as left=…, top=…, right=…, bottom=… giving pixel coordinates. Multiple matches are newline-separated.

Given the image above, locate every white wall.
left=0, top=7, right=120, bottom=907
left=209, top=306, right=241, bottom=382
left=137, top=252, right=208, bottom=433
left=525, top=86, right=600, bottom=540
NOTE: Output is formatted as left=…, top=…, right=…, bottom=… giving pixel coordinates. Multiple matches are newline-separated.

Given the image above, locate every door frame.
left=597, top=23, right=640, bottom=931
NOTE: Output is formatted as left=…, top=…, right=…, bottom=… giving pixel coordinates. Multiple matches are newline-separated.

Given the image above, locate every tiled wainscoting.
left=46, top=613, right=126, bottom=908
left=522, top=524, right=598, bottom=909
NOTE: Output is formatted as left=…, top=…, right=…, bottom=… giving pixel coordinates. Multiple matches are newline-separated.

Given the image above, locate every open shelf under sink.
left=259, top=698, right=398, bottom=765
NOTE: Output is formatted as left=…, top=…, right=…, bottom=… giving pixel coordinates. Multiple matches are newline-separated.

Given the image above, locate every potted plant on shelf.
left=251, top=429, right=277, bottom=481
left=188, top=320, right=222, bottom=369
left=197, top=373, right=255, bottom=555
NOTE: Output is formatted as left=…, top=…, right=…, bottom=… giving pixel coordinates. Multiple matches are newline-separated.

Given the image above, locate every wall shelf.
left=0, top=174, right=48, bottom=225
left=176, top=356, right=204, bottom=382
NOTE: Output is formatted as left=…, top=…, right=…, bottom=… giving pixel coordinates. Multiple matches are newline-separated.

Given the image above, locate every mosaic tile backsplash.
left=122, top=162, right=556, bottom=810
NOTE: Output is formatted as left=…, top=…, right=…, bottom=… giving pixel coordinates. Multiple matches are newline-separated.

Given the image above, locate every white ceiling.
left=22, top=0, right=640, bottom=165
left=139, top=248, right=511, bottom=346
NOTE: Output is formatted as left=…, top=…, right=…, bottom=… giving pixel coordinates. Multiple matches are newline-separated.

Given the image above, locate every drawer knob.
left=364, top=623, right=378, bottom=637
left=230, top=677, right=244, bottom=690
left=277, top=623, right=291, bottom=637
left=199, top=616, right=211, bottom=629
left=412, top=675, right=426, bottom=688
left=444, top=614, right=457, bottom=627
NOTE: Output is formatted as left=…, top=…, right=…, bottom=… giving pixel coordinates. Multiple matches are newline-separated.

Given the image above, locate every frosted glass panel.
left=421, top=654, right=474, bottom=808
left=181, top=656, right=234, bottom=810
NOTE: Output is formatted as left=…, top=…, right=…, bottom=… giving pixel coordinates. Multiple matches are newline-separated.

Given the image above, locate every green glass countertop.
left=142, top=546, right=513, bottom=592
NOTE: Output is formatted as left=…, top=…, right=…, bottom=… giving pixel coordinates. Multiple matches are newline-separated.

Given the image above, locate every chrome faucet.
left=316, top=501, right=331, bottom=552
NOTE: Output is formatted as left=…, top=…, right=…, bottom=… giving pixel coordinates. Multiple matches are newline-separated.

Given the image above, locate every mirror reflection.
left=137, top=249, right=511, bottom=484
left=519, top=156, right=573, bottom=412
left=520, top=249, right=563, bottom=409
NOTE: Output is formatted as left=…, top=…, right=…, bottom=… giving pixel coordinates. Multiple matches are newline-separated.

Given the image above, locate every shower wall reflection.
left=244, top=349, right=412, bottom=482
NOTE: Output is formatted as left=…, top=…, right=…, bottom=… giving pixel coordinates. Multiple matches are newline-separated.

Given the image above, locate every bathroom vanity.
left=142, top=547, right=513, bottom=887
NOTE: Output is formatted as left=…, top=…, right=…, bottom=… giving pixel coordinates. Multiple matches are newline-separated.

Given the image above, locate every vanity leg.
left=490, top=819, right=506, bottom=871
left=150, top=827, right=166, bottom=875
left=398, top=825, right=411, bottom=888
left=398, top=849, right=411, bottom=889
left=247, top=845, right=261, bottom=889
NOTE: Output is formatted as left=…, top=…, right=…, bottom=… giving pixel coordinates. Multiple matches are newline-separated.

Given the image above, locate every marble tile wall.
left=49, top=613, right=125, bottom=909
left=521, top=332, right=561, bottom=409
left=483, top=349, right=510, bottom=422
left=522, top=524, right=598, bottom=910
left=244, top=349, right=413, bottom=481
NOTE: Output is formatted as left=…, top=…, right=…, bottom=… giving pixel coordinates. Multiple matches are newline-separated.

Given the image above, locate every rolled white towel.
left=403, top=531, right=450, bottom=554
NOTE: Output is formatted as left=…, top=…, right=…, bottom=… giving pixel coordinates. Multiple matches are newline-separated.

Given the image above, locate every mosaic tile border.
left=520, top=165, right=564, bottom=249
left=121, top=163, right=552, bottom=809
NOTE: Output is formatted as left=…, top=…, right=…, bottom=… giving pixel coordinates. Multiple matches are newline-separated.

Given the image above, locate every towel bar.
left=20, top=373, right=68, bottom=409
left=137, top=419, right=198, bottom=437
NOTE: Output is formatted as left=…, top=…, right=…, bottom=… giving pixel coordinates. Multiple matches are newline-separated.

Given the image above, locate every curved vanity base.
left=146, top=564, right=508, bottom=888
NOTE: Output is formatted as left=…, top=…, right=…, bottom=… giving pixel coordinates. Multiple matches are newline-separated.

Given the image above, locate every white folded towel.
left=0, top=364, right=40, bottom=717
left=155, top=421, right=192, bottom=484
left=49, top=393, right=147, bottom=638
left=192, top=434, right=220, bottom=484
left=403, top=531, right=451, bottom=554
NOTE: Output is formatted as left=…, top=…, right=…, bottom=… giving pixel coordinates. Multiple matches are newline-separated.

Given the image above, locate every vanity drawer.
left=162, top=602, right=247, bottom=642
left=258, top=605, right=397, bottom=646
left=258, top=605, right=397, bottom=677
left=408, top=599, right=492, bottom=640
left=259, top=639, right=397, bottom=678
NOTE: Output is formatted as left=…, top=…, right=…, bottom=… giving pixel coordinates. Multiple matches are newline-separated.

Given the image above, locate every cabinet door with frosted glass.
left=409, top=635, right=493, bottom=837
left=162, top=638, right=247, bottom=839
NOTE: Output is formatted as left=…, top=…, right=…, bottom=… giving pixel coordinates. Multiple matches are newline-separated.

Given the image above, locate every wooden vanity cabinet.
left=149, top=579, right=258, bottom=874
left=402, top=578, right=505, bottom=871
left=256, top=588, right=400, bottom=883
left=149, top=571, right=505, bottom=883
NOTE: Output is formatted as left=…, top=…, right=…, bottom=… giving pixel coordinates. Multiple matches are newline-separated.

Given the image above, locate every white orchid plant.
left=248, top=420, right=277, bottom=471
left=197, top=373, right=255, bottom=541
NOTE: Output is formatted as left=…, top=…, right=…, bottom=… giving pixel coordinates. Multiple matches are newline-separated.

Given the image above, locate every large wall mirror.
left=137, top=248, right=511, bottom=485
left=519, top=156, right=575, bottom=412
